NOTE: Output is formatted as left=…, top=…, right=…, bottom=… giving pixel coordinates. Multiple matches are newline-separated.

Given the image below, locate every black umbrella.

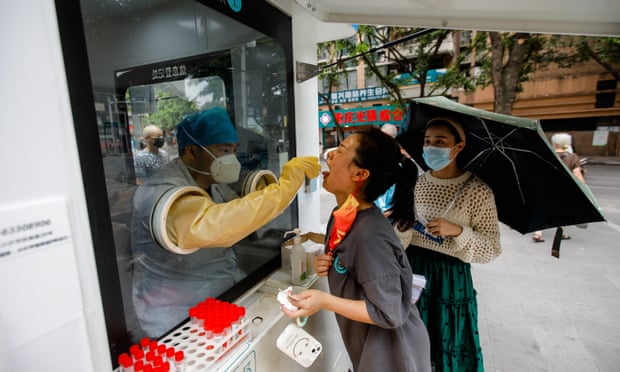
left=397, top=96, right=605, bottom=235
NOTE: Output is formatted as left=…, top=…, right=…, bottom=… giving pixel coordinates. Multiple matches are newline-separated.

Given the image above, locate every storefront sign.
left=318, top=69, right=445, bottom=105
left=319, top=87, right=389, bottom=105
left=319, top=105, right=406, bottom=128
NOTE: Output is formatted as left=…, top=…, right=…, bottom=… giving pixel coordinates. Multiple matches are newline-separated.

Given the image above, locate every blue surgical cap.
left=176, top=107, right=239, bottom=153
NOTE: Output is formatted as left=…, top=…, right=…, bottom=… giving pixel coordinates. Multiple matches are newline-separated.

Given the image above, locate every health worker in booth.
left=130, top=107, right=321, bottom=339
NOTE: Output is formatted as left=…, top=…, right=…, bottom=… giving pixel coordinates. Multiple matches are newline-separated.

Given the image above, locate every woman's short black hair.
left=352, top=128, right=403, bottom=202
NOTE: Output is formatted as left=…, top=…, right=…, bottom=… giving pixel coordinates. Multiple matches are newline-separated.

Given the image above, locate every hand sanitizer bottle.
left=289, top=228, right=307, bottom=286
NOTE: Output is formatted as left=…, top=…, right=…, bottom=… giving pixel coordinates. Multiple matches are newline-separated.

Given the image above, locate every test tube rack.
left=159, top=298, right=249, bottom=371
left=117, top=299, right=248, bottom=371
left=118, top=338, right=186, bottom=372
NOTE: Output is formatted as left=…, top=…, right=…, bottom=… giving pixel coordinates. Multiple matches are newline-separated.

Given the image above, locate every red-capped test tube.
left=166, top=347, right=175, bottom=362
left=134, top=360, right=144, bottom=371
left=141, top=337, right=150, bottom=352
left=130, top=346, right=145, bottom=364
left=174, top=350, right=185, bottom=372
left=118, top=352, right=134, bottom=372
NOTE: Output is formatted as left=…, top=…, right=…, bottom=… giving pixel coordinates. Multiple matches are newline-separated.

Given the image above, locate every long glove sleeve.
left=164, top=156, right=320, bottom=250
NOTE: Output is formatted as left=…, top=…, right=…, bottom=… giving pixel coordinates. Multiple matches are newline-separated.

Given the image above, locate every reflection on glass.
left=121, top=46, right=289, bottom=342
left=127, top=76, right=226, bottom=162
left=79, top=0, right=293, bottom=346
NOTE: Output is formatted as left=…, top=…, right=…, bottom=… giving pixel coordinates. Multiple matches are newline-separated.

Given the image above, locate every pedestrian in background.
left=532, top=132, right=586, bottom=242
left=134, top=125, right=170, bottom=184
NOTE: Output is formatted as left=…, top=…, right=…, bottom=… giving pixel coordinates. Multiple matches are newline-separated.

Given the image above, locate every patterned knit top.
left=396, top=171, right=501, bottom=264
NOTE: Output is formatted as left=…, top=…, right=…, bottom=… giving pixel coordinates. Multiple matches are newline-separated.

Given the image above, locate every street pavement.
left=474, top=221, right=620, bottom=372
left=319, top=158, right=620, bottom=372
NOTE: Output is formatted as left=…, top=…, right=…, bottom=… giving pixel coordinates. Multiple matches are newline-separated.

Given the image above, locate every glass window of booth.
left=70, top=0, right=295, bottom=364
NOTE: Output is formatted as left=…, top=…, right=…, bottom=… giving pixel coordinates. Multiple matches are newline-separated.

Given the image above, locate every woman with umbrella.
left=391, top=116, right=502, bottom=372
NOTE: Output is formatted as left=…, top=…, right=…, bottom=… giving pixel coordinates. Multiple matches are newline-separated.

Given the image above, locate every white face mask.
left=182, top=127, right=241, bottom=184
left=186, top=144, right=241, bottom=184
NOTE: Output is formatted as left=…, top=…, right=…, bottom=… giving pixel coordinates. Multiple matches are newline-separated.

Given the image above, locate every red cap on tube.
left=134, top=360, right=144, bottom=371
left=175, top=350, right=185, bottom=362
left=118, top=353, right=133, bottom=368
left=141, top=337, right=150, bottom=350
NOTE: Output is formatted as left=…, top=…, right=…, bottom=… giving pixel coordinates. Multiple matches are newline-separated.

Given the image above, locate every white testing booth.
left=1, top=0, right=355, bottom=370
left=1, top=0, right=618, bottom=371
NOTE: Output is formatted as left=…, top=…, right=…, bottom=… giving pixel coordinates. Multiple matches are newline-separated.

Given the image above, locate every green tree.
left=541, top=36, right=620, bottom=81
left=317, top=27, right=483, bottom=111
left=358, top=26, right=451, bottom=106
left=317, top=27, right=472, bottom=142
left=453, top=32, right=546, bottom=114
left=143, top=89, right=198, bottom=130
left=449, top=33, right=620, bottom=114
left=488, top=32, right=545, bottom=114
left=317, top=37, right=358, bottom=142
left=318, top=27, right=619, bottom=117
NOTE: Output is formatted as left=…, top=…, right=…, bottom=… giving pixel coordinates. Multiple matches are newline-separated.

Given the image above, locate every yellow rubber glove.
left=163, top=156, right=321, bottom=251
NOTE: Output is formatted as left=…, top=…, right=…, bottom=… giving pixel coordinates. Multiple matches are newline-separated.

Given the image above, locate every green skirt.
left=407, top=246, right=483, bottom=372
